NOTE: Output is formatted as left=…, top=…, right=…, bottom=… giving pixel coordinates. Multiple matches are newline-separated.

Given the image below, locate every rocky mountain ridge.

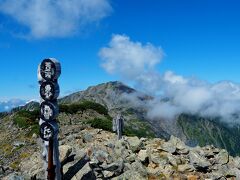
left=2, top=126, right=240, bottom=179
left=1, top=81, right=240, bottom=179
left=10, top=81, right=240, bottom=156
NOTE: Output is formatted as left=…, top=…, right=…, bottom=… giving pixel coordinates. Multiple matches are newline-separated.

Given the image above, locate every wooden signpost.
left=38, top=58, right=61, bottom=180
left=113, top=114, right=124, bottom=140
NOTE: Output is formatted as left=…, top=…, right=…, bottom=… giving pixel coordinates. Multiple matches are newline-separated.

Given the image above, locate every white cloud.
left=0, top=0, right=112, bottom=38
left=163, top=71, right=187, bottom=84
left=100, top=34, right=240, bottom=123
left=99, top=34, right=164, bottom=79
left=147, top=101, right=183, bottom=120
left=0, top=99, right=28, bottom=112
left=4, top=106, right=9, bottom=110
left=146, top=72, right=240, bottom=122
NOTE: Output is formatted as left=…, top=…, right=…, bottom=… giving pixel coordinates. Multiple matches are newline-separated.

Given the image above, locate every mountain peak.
left=86, top=81, right=136, bottom=94
left=60, top=81, right=138, bottom=111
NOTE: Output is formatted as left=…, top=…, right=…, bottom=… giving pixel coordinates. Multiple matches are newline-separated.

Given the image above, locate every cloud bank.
left=99, top=34, right=240, bottom=123
left=0, top=0, right=112, bottom=38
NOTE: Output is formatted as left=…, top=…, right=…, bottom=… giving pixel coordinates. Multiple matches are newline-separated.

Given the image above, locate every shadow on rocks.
left=63, top=155, right=95, bottom=180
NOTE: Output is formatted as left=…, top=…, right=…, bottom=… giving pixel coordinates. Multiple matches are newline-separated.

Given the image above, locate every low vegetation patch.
left=10, top=160, right=21, bottom=170
left=11, top=101, right=155, bottom=140
left=87, top=118, right=113, bottom=131
left=59, top=101, right=109, bottom=116
left=124, top=119, right=156, bottom=138
left=12, top=109, right=40, bottom=136
left=2, top=143, right=13, bottom=157
left=86, top=117, right=156, bottom=138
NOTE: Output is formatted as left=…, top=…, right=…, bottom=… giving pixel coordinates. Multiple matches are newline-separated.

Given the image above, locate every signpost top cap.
left=38, top=58, right=61, bottom=81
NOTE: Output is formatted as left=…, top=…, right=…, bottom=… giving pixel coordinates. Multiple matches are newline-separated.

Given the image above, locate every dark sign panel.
left=40, top=122, right=55, bottom=141
left=40, top=101, right=58, bottom=121
left=40, top=81, right=60, bottom=101
left=39, top=59, right=61, bottom=81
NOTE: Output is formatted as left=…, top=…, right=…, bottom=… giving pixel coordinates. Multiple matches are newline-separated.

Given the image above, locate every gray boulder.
left=138, top=150, right=148, bottom=162
left=59, top=145, right=72, bottom=161
left=112, top=170, right=146, bottom=180
left=189, top=151, right=211, bottom=170
left=215, top=149, right=229, bottom=165
left=132, top=161, right=147, bottom=177
left=126, top=136, right=142, bottom=152
left=177, top=164, right=195, bottom=172
left=83, top=133, right=93, bottom=143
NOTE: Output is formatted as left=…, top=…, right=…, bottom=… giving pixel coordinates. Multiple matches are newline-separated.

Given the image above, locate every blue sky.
left=1, top=0, right=240, bottom=101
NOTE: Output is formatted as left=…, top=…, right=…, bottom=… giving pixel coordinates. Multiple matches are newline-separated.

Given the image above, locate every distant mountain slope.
left=12, top=101, right=39, bottom=112
left=178, top=114, right=240, bottom=156
left=60, top=81, right=151, bottom=119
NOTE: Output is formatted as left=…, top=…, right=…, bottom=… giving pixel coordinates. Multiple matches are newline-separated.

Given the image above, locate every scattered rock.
left=20, top=152, right=45, bottom=179
left=158, top=142, right=176, bottom=154
left=224, top=167, right=239, bottom=178
left=138, top=150, right=148, bottom=162
left=209, top=171, right=224, bottom=179
left=177, top=164, right=195, bottom=172
left=127, top=136, right=142, bottom=152
left=83, top=133, right=93, bottom=143
left=13, top=141, right=25, bottom=147
left=126, top=153, right=136, bottom=162
left=215, top=149, right=229, bottom=165
left=140, top=137, right=148, bottom=142
left=159, top=136, right=189, bottom=155
left=32, top=133, right=37, bottom=139
left=150, top=152, right=168, bottom=166
left=66, top=134, right=75, bottom=142
left=3, top=173, right=24, bottom=180
left=102, top=170, right=114, bottom=178
left=0, top=166, right=5, bottom=175
left=101, top=159, right=124, bottom=173
left=104, top=141, right=115, bottom=149
left=73, top=162, right=95, bottom=180
left=113, top=170, right=146, bottom=180
left=187, top=175, right=200, bottom=180
left=59, top=145, right=72, bottom=161
left=166, top=153, right=178, bottom=167
left=147, top=166, right=163, bottom=177
left=233, top=156, right=240, bottom=169
left=74, top=149, right=86, bottom=160
left=148, top=162, right=158, bottom=169
left=123, top=162, right=132, bottom=171
left=131, top=161, right=148, bottom=177
left=7, top=127, right=240, bottom=180
left=114, top=139, right=130, bottom=159
left=94, top=150, right=109, bottom=163
left=189, top=151, right=211, bottom=171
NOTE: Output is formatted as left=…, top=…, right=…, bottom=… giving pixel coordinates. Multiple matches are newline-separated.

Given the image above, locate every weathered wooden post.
left=113, top=114, right=124, bottom=140
left=38, top=58, right=61, bottom=180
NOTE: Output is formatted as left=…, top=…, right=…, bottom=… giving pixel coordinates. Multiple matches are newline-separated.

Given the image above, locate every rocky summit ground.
left=1, top=124, right=240, bottom=180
